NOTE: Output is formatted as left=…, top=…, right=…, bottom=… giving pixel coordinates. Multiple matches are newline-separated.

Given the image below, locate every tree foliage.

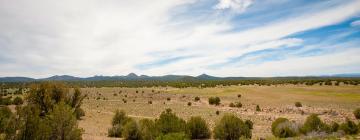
left=185, top=116, right=210, bottom=139
left=213, top=114, right=252, bottom=140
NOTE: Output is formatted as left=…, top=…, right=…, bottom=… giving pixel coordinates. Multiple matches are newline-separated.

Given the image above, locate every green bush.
left=194, top=96, right=200, bottom=102
left=271, top=118, right=298, bottom=138
left=216, top=110, right=220, bottom=115
left=256, top=105, right=261, bottom=111
left=6, top=82, right=85, bottom=140
left=122, top=120, right=142, bottom=140
left=339, top=118, right=358, bottom=135
left=155, top=109, right=186, bottom=134
left=155, top=132, right=189, bottom=140
left=139, top=119, right=158, bottom=140
left=330, top=122, right=339, bottom=132
left=245, top=120, right=253, bottom=129
left=0, top=96, right=12, bottom=105
left=301, top=114, right=329, bottom=134
left=186, top=116, right=211, bottom=139
left=44, top=102, right=83, bottom=140
left=235, top=102, right=242, bottom=108
left=208, top=97, right=220, bottom=105
left=354, top=108, right=360, bottom=119
left=12, top=96, right=23, bottom=105
left=213, top=114, right=252, bottom=139
left=74, top=108, right=85, bottom=120
left=271, top=118, right=288, bottom=134
left=108, top=124, right=122, bottom=137
left=295, top=102, right=302, bottom=107
left=108, top=110, right=132, bottom=137
left=229, top=102, right=235, bottom=107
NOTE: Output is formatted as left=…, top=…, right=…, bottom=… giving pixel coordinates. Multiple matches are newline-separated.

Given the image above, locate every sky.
left=0, top=0, right=360, bottom=78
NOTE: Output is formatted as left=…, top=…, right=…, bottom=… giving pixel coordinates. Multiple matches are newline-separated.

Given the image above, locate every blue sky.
left=0, top=0, right=360, bottom=78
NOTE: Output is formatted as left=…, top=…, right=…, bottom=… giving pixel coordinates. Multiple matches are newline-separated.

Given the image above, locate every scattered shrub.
left=194, top=96, right=200, bottom=102
left=186, top=116, right=211, bottom=139
left=208, top=97, right=220, bottom=105
left=216, top=110, right=220, bottom=115
left=0, top=96, right=12, bottom=105
left=113, top=93, right=118, bottom=96
left=339, top=118, right=358, bottom=135
left=237, top=94, right=241, bottom=98
left=122, top=120, right=142, bottom=140
left=229, top=102, right=235, bottom=107
left=235, top=102, right=242, bottom=108
left=273, top=119, right=299, bottom=138
left=213, top=114, right=252, bottom=139
left=148, top=101, right=152, bottom=104
left=187, top=102, right=191, bottom=106
left=166, top=97, right=171, bottom=101
left=272, top=118, right=289, bottom=135
left=256, top=105, right=261, bottom=111
left=12, top=96, right=23, bottom=105
left=302, top=114, right=328, bottom=133
left=74, top=108, right=85, bottom=120
left=295, top=102, right=302, bottom=107
left=353, top=108, right=360, bottom=119
left=155, top=109, right=186, bottom=134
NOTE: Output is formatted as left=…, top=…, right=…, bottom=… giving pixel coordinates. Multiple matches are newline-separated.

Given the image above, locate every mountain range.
left=0, top=73, right=360, bottom=82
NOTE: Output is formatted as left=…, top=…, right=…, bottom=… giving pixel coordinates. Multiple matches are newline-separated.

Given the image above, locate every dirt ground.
left=78, top=85, right=360, bottom=140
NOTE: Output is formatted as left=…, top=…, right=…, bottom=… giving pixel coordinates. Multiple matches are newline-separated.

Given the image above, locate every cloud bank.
left=0, top=0, right=360, bottom=78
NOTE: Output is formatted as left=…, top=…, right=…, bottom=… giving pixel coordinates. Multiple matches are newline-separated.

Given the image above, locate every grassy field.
left=79, top=85, right=360, bottom=139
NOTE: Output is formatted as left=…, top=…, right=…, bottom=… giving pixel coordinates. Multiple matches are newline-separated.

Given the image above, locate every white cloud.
left=351, top=20, right=360, bottom=27
left=0, top=0, right=360, bottom=78
left=213, top=0, right=254, bottom=13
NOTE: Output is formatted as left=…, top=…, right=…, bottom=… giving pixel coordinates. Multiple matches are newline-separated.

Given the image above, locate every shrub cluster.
left=208, top=97, right=220, bottom=105
left=229, top=102, right=242, bottom=108
left=272, top=113, right=360, bottom=138
left=0, top=96, right=24, bottom=105
left=295, top=102, right=302, bottom=107
left=108, top=109, right=253, bottom=140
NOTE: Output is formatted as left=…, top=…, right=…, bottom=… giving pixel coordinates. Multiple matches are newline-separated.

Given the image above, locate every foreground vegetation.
left=1, top=82, right=360, bottom=139
left=0, top=82, right=85, bottom=140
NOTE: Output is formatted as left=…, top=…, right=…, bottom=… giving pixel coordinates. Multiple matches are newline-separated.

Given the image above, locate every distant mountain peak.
left=126, top=73, right=138, bottom=77
left=196, top=74, right=219, bottom=80
left=197, top=73, right=210, bottom=77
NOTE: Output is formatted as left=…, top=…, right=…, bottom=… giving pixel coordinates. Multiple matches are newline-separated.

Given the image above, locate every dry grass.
left=79, top=85, right=360, bottom=139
